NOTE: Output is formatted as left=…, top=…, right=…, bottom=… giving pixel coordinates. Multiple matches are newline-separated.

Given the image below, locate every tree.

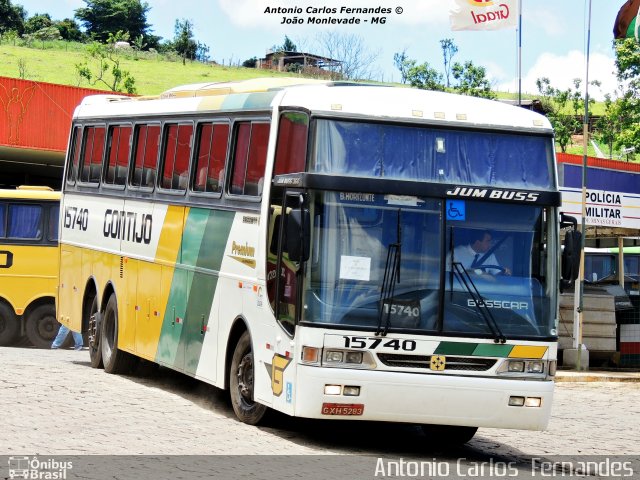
left=596, top=94, right=624, bottom=159
left=536, top=77, right=580, bottom=153
left=242, top=57, right=258, bottom=68
left=54, top=18, right=85, bottom=42
left=0, top=0, right=26, bottom=35
left=313, top=31, right=380, bottom=80
left=195, top=41, right=210, bottom=63
left=405, top=62, right=444, bottom=91
left=75, top=0, right=152, bottom=44
left=173, top=18, right=197, bottom=65
left=24, top=13, right=52, bottom=34
left=452, top=61, right=495, bottom=99
left=393, top=49, right=414, bottom=84
left=75, top=31, right=137, bottom=93
left=281, top=35, right=297, bottom=52
left=611, top=38, right=640, bottom=159
left=30, top=26, right=62, bottom=49
left=0, top=28, right=19, bottom=45
left=440, top=38, right=458, bottom=88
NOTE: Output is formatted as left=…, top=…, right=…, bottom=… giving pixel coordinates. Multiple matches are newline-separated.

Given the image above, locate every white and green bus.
left=58, top=78, right=578, bottom=443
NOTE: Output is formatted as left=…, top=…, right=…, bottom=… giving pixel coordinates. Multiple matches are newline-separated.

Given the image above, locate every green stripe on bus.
left=181, top=209, right=235, bottom=375
left=156, top=208, right=208, bottom=368
left=472, top=344, right=514, bottom=357
left=434, top=342, right=477, bottom=356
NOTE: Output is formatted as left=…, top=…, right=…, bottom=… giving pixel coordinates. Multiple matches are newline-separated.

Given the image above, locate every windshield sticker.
left=446, top=200, right=466, bottom=220
left=385, top=195, right=422, bottom=207
left=340, top=255, right=371, bottom=281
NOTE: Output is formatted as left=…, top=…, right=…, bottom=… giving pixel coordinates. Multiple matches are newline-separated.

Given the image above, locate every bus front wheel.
left=25, top=304, right=58, bottom=348
left=0, top=302, right=20, bottom=346
left=421, top=425, right=478, bottom=446
left=229, top=330, right=267, bottom=425
left=101, top=294, right=135, bottom=374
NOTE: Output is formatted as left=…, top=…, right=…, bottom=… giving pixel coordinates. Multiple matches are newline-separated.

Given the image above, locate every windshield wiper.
left=451, top=262, right=507, bottom=343
left=377, top=209, right=402, bottom=336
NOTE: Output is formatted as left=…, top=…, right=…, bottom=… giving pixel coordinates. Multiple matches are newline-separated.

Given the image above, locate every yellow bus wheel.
left=0, top=303, right=20, bottom=346
left=25, top=304, right=58, bottom=349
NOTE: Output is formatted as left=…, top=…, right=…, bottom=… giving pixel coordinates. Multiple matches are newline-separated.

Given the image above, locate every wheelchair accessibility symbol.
left=446, top=200, right=466, bottom=221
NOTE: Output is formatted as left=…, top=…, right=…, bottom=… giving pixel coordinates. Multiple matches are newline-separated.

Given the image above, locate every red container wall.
left=0, top=76, right=110, bottom=152
left=557, top=152, right=640, bottom=173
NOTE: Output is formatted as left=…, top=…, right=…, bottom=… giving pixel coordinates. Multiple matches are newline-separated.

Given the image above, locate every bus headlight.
left=508, top=361, right=525, bottom=372
left=497, top=359, right=550, bottom=377
left=325, top=351, right=344, bottom=363
left=527, top=361, right=545, bottom=374
left=344, top=351, right=363, bottom=364
left=322, top=349, right=376, bottom=369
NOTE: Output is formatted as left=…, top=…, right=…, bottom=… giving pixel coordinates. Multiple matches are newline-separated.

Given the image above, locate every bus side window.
left=104, top=125, right=131, bottom=187
left=7, top=204, right=42, bottom=239
left=48, top=205, right=59, bottom=241
left=230, top=121, right=270, bottom=196
left=160, top=123, right=193, bottom=191
left=130, top=124, right=160, bottom=189
left=0, top=203, right=6, bottom=237
left=274, top=112, right=309, bottom=175
left=193, top=122, right=229, bottom=194
left=79, top=125, right=105, bottom=184
left=66, top=126, right=82, bottom=185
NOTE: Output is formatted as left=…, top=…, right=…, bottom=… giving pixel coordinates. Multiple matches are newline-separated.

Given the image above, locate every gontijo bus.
left=58, top=78, right=578, bottom=443
left=0, top=186, right=61, bottom=348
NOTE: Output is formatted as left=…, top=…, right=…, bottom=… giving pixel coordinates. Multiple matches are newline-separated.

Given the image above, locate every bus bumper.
left=294, top=365, right=554, bottom=430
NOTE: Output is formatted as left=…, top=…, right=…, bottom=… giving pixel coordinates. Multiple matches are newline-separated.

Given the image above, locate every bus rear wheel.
left=101, top=294, right=135, bottom=374
left=229, top=331, right=267, bottom=425
left=421, top=425, right=478, bottom=446
left=86, top=296, right=102, bottom=368
left=0, top=302, right=20, bottom=346
left=25, top=304, right=58, bottom=349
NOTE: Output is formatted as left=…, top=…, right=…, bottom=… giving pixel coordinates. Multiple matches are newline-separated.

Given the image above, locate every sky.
left=13, top=0, right=626, bottom=100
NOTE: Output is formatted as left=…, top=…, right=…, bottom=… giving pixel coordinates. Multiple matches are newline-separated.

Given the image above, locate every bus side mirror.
left=560, top=229, right=582, bottom=291
left=285, top=207, right=310, bottom=263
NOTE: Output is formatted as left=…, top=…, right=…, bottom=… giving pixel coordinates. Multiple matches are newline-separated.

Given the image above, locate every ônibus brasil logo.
left=8, top=456, right=73, bottom=479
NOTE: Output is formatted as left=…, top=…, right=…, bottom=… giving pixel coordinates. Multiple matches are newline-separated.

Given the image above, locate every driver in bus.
left=452, top=230, right=511, bottom=276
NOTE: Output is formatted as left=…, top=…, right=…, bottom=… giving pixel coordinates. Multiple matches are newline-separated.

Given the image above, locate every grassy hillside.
left=0, top=41, right=295, bottom=95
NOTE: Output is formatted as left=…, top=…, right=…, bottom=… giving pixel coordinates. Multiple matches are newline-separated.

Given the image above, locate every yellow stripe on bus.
left=134, top=206, right=186, bottom=360
left=508, top=345, right=548, bottom=359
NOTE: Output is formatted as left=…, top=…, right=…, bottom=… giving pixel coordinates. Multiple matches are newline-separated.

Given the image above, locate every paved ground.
left=2, top=346, right=640, bottom=459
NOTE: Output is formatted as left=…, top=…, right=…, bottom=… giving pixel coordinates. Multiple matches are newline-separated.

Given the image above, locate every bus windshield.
left=300, top=191, right=556, bottom=340
left=311, top=119, right=555, bottom=191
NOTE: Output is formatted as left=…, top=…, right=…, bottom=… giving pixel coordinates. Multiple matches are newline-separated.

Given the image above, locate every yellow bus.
left=58, top=78, right=580, bottom=444
left=0, top=186, right=61, bottom=348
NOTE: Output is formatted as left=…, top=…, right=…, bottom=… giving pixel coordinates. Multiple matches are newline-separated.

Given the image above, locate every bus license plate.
left=321, top=403, right=364, bottom=416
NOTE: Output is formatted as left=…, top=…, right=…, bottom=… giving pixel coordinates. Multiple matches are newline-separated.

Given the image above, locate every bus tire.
left=0, top=302, right=20, bottom=346
left=25, top=304, right=58, bottom=349
left=421, top=425, right=478, bottom=446
left=229, top=330, right=267, bottom=425
left=86, top=296, right=103, bottom=369
left=101, top=294, right=135, bottom=374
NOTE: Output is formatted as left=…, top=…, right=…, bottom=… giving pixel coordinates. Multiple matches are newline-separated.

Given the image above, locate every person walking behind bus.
left=51, top=323, right=83, bottom=350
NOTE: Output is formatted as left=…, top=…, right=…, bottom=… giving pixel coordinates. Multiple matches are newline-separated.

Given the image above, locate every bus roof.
left=73, top=78, right=553, bottom=133
left=0, top=186, right=61, bottom=201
